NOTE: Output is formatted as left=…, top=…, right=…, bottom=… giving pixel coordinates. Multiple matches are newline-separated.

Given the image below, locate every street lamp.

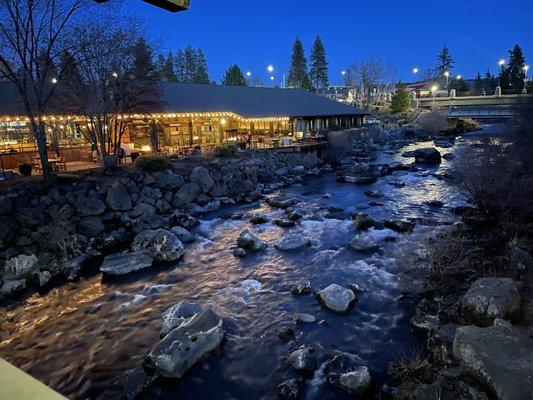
left=444, top=71, right=450, bottom=92
left=51, top=77, right=58, bottom=84
left=246, top=71, right=251, bottom=77
left=431, top=85, right=438, bottom=109
left=498, top=59, right=506, bottom=87
left=267, top=65, right=274, bottom=73
left=523, top=65, right=529, bottom=93
left=456, top=75, right=462, bottom=80
left=413, top=67, right=419, bottom=74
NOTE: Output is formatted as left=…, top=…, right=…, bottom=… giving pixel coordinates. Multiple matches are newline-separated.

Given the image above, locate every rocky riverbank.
left=0, top=150, right=322, bottom=300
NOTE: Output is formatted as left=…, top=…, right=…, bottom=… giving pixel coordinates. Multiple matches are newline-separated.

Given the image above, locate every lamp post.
left=444, top=71, right=450, bottom=93
left=523, top=65, right=530, bottom=93
left=431, top=85, right=438, bottom=109
left=412, top=67, right=419, bottom=82
left=498, top=59, right=505, bottom=87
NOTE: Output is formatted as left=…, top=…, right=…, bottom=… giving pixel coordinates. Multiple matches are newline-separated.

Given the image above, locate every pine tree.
left=309, top=35, right=329, bottom=91
left=500, top=44, right=526, bottom=91
left=449, top=76, right=469, bottom=92
left=287, top=36, right=311, bottom=90
left=130, top=38, right=156, bottom=80
left=174, top=50, right=187, bottom=83
left=155, top=54, right=166, bottom=80
left=390, top=82, right=410, bottom=113
left=193, top=48, right=210, bottom=84
left=436, top=45, right=454, bottom=76
left=222, top=64, right=247, bottom=86
left=161, top=51, right=176, bottom=82
left=473, top=70, right=484, bottom=92
left=183, top=46, right=197, bottom=83
left=484, top=70, right=497, bottom=94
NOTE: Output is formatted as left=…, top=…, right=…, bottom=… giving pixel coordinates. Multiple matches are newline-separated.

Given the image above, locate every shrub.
left=214, top=143, right=237, bottom=158
left=5, top=254, right=39, bottom=279
left=418, top=110, right=451, bottom=133
left=389, top=344, right=429, bottom=384
left=453, top=118, right=481, bottom=134
left=134, top=155, right=170, bottom=171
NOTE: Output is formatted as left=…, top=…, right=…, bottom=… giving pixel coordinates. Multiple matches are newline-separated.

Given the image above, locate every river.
left=0, top=126, right=499, bottom=399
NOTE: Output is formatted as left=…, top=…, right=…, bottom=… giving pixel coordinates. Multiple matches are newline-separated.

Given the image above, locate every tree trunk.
left=149, top=121, right=159, bottom=153
left=35, top=123, right=52, bottom=182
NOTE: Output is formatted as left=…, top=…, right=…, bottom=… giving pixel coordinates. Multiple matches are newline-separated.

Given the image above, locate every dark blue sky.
left=130, top=0, right=532, bottom=85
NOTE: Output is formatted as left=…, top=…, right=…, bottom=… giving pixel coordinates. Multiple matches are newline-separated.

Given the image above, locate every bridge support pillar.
left=495, top=86, right=502, bottom=97
left=450, top=89, right=456, bottom=99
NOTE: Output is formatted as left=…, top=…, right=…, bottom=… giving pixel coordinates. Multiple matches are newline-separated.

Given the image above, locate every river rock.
left=275, top=236, right=311, bottom=251
left=287, top=346, right=316, bottom=377
left=100, top=252, right=153, bottom=275
left=295, top=313, right=316, bottom=323
left=170, top=211, right=200, bottom=230
left=0, top=195, right=13, bottom=215
left=302, top=152, right=319, bottom=168
left=250, top=214, right=269, bottom=224
left=169, top=226, right=195, bottom=244
left=0, top=216, right=16, bottom=248
left=266, top=197, right=299, bottom=209
left=291, top=281, right=313, bottom=295
left=75, top=196, right=106, bottom=216
left=274, top=218, right=295, bottom=228
left=364, top=190, right=383, bottom=198
left=160, top=301, right=205, bottom=337
left=190, top=166, right=215, bottom=194
left=353, top=213, right=375, bottom=230
left=146, top=308, right=224, bottom=378
left=237, top=229, right=266, bottom=251
left=0, top=278, right=26, bottom=297
left=317, top=284, right=355, bottom=314
left=132, top=229, right=184, bottom=262
left=106, top=182, right=132, bottom=211
left=348, top=233, right=380, bottom=253
left=172, top=183, right=201, bottom=208
left=414, top=147, right=442, bottom=164
left=384, top=219, right=414, bottom=233
left=326, top=353, right=371, bottom=396
left=460, top=278, right=522, bottom=326
left=276, top=378, right=302, bottom=400
left=453, top=319, right=532, bottom=400
left=287, top=210, right=302, bottom=221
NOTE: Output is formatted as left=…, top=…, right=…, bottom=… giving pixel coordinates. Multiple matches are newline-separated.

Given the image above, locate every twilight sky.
left=129, top=0, right=532, bottom=85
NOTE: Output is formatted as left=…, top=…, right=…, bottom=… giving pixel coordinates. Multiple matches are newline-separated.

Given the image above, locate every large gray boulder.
left=146, top=308, right=224, bottom=378
left=453, top=319, right=533, bottom=400
left=160, top=301, right=204, bottom=337
left=317, top=284, right=355, bottom=314
left=414, top=147, right=442, bottom=164
left=106, top=182, right=132, bottom=211
left=302, top=152, right=319, bottom=168
left=460, top=278, right=522, bottom=326
left=287, top=346, right=316, bottom=377
left=76, top=196, right=106, bottom=216
left=190, top=166, right=215, bottom=193
left=0, top=278, right=26, bottom=297
left=326, top=353, right=372, bottom=397
left=275, top=236, right=311, bottom=251
left=100, top=252, right=153, bottom=275
left=131, top=229, right=184, bottom=262
left=172, top=183, right=201, bottom=208
left=237, top=229, right=267, bottom=251
left=169, top=226, right=195, bottom=244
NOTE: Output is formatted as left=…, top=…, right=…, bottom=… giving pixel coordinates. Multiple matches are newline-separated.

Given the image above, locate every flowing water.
left=0, top=128, right=499, bottom=399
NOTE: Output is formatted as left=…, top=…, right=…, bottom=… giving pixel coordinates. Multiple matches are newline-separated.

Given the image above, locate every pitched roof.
left=158, top=83, right=367, bottom=118
left=0, top=82, right=367, bottom=118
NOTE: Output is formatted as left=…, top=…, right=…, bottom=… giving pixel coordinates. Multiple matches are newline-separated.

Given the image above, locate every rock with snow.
left=348, top=233, right=380, bottom=253
left=287, top=346, right=316, bottom=377
left=132, top=229, right=184, bottom=262
left=275, top=236, right=311, bottom=251
left=160, top=301, right=205, bottom=337
left=237, top=229, right=267, bottom=251
left=100, top=252, right=153, bottom=275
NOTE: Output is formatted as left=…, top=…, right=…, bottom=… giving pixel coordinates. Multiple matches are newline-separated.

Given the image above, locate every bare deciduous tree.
left=58, top=20, right=161, bottom=170
left=346, top=55, right=385, bottom=105
left=0, top=0, right=92, bottom=181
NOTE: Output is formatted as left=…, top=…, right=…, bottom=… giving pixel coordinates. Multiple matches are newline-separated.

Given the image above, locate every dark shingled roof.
left=0, top=82, right=367, bottom=118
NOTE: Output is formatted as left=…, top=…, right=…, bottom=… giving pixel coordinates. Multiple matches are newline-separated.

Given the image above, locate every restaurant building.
left=0, top=82, right=367, bottom=169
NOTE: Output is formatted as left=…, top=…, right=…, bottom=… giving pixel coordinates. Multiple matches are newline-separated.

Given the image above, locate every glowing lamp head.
left=431, top=85, right=438, bottom=93
left=141, top=145, right=151, bottom=152
left=220, top=118, right=227, bottom=125
left=51, top=77, right=58, bottom=84
left=499, top=59, right=505, bottom=66
left=456, top=75, right=462, bottom=80
left=412, top=67, right=419, bottom=74
left=112, top=72, right=118, bottom=78
left=444, top=71, right=450, bottom=77
left=267, top=65, right=274, bottom=73
left=246, top=71, right=251, bottom=77
left=270, top=76, right=275, bottom=81
left=524, top=65, right=529, bottom=72
left=341, top=70, right=346, bottom=76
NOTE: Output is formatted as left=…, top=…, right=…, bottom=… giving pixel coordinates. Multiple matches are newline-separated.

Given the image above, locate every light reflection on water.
left=0, top=128, right=500, bottom=399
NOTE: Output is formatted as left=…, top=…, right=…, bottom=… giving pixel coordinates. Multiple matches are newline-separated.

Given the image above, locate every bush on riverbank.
left=134, top=155, right=170, bottom=171
left=452, top=118, right=481, bottom=134
left=214, top=143, right=237, bottom=158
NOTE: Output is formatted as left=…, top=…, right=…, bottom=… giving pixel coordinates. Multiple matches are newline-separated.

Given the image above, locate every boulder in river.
left=275, top=236, right=311, bottom=251
left=384, top=219, right=414, bottom=233
left=276, top=379, right=302, bottom=400
left=290, top=281, right=313, bottom=295
left=132, top=229, right=184, bottom=262
left=170, top=226, right=195, bottom=244
left=160, top=301, right=205, bottom=337
left=287, top=346, right=316, bottom=377
left=364, top=190, right=383, bottom=198
left=249, top=214, right=269, bottom=224
left=146, top=308, right=224, bottom=378
left=414, top=147, right=442, bottom=164
left=237, top=229, right=267, bottom=251
left=317, top=284, right=355, bottom=314
left=100, top=252, right=153, bottom=275
left=453, top=319, right=532, bottom=400
left=274, top=218, right=296, bottom=228
left=325, top=353, right=371, bottom=397
left=266, top=196, right=299, bottom=209
left=348, top=233, right=380, bottom=253
left=170, top=211, right=200, bottom=230
left=352, top=213, right=375, bottom=230
left=460, top=277, right=521, bottom=326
